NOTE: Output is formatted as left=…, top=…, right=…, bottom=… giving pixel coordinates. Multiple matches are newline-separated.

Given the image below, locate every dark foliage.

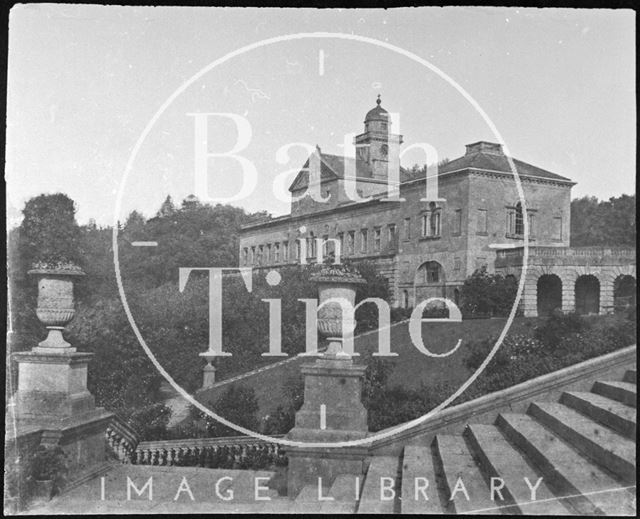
left=460, top=266, right=518, bottom=317
left=571, top=194, right=636, bottom=247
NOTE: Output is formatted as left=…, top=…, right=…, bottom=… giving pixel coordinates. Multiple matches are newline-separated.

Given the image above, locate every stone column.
left=8, top=267, right=113, bottom=489
left=600, top=276, right=615, bottom=315
left=285, top=265, right=370, bottom=497
left=561, top=273, right=576, bottom=314
left=522, top=274, right=538, bottom=317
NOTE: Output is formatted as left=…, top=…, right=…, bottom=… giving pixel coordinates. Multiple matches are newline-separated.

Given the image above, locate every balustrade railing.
left=105, top=415, right=140, bottom=463
left=496, top=246, right=636, bottom=259
left=132, top=435, right=286, bottom=470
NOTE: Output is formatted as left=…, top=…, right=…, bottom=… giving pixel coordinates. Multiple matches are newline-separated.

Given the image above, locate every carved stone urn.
left=27, top=264, right=85, bottom=352
left=310, top=264, right=366, bottom=358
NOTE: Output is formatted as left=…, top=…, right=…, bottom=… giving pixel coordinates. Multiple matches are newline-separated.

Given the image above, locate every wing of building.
left=239, top=97, right=635, bottom=316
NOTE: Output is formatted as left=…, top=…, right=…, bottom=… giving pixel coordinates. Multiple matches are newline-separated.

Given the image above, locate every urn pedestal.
left=8, top=268, right=113, bottom=494
left=286, top=266, right=370, bottom=497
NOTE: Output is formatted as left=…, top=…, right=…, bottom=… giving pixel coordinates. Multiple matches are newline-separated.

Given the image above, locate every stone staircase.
left=24, top=369, right=636, bottom=515
left=356, top=368, right=636, bottom=515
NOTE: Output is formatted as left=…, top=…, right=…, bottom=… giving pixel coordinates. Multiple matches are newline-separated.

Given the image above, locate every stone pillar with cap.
left=285, top=264, right=370, bottom=497
left=201, top=355, right=217, bottom=389
left=8, top=265, right=113, bottom=488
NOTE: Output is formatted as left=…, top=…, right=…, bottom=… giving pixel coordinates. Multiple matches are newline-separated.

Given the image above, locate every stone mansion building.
left=239, top=98, right=636, bottom=317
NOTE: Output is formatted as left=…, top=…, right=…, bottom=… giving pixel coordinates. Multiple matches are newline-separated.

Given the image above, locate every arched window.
left=418, top=261, right=443, bottom=284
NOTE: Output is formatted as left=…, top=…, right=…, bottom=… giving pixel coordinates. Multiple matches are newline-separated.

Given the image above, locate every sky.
left=6, top=5, right=636, bottom=227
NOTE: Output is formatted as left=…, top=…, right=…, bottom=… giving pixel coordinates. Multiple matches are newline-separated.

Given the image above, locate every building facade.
left=239, top=98, right=635, bottom=316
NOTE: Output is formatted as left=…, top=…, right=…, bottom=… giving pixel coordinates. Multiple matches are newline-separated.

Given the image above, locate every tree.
left=570, top=194, right=636, bottom=247
left=18, top=193, right=83, bottom=267
left=156, top=195, right=176, bottom=218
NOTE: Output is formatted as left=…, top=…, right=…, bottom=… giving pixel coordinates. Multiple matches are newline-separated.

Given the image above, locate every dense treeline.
left=570, top=194, right=635, bottom=247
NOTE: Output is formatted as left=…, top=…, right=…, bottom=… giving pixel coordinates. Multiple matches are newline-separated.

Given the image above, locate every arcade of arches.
left=523, top=268, right=636, bottom=317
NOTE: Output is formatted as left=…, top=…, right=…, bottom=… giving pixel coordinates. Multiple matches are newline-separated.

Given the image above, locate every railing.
left=105, top=415, right=140, bottom=463
left=496, top=246, right=636, bottom=259
left=132, top=435, right=286, bottom=470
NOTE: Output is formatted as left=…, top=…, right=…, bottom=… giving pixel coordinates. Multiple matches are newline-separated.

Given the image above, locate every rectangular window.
left=387, top=224, right=397, bottom=248
left=360, top=229, right=368, bottom=253
left=552, top=216, right=562, bottom=240
left=274, top=242, right=280, bottom=263
left=506, top=209, right=514, bottom=235
left=430, top=211, right=441, bottom=237
left=403, top=217, right=411, bottom=240
left=347, top=231, right=355, bottom=254
left=373, top=228, right=381, bottom=251
left=453, top=209, right=462, bottom=235
left=283, top=241, right=289, bottom=262
left=422, top=209, right=441, bottom=237
left=515, top=204, right=524, bottom=235
left=477, top=209, right=488, bottom=234
left=454, top=257, right=461, bottom=271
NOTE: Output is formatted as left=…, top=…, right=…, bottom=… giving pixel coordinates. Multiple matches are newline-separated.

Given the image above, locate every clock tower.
left=354, top=95, right=403, bottom=180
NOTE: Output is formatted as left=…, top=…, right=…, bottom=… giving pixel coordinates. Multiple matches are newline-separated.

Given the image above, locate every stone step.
left=357, top=455, right=399, bottom=514
left=592, top=380, right=637, bottom=406
left=434, top=434, right=503, bottom=515
left=319, top=474, right=360, bottom=513
left=400, top=445, right=444, bottom=514
left=529, top=401, right=636, bottom=482
left=292, top=483, right=331, bottom=513
left=497, top=412, right=635, bottom=516
left=36, top=496, right=299, bottom=514
left=623, top=369, right=637, bottom=384
left=560, top=390, right=637, bottom=439
left=464, top=424, right=573, bottom=515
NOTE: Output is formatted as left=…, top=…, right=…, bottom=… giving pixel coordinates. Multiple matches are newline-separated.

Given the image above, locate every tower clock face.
left=115, top=32, right=526, bottom=449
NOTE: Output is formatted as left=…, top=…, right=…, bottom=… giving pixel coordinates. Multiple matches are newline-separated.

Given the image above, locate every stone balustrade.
left=496, top=246, right=636, bottom=263
left=105, top=416, right=140, bottom=463
left=132, top=435, right=286, bottom=469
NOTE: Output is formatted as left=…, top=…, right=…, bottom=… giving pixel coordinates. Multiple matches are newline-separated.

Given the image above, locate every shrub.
left=460, top=266, right=517, bottom=318
left=421, top=300, right=449, bottom=318
left=533, top=311, right=586, bottom=348
left=390, top=307, right=413, bottom=322
left=127, top=403, right=173, bottom=441
left=199, top=385, right=260, bottom=437
left=459, top=313, right=636, bottom=403
left=28, top=445, right=69, bottom=497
